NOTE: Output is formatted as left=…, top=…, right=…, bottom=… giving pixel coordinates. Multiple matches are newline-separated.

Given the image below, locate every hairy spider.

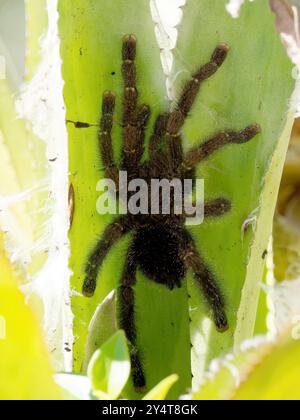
left=82, top=34, right=261, bottom=389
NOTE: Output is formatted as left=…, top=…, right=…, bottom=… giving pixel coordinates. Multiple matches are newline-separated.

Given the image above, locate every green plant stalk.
left=171, top=0, right=294, bottom=386
left=235, top=111, right=295, bottom=345
left=58, top=0, right=191, bottom=398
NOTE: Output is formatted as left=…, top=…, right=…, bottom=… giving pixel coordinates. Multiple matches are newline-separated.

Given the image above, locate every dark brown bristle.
left=102, top=91, right=116, bottom=114
left=204, top=198, right=231, bottom=217
left=154, top=112, right=169, bottom=137
left=212, top=43, right=230, bottom=67
left=82, top=277, right=96, bottom=297
left=122, top=61, right=136, bottom=87
left=246, top=123, right=261, bottom=136
left=137, top=104, right=151, bottom=127
left=167, top=110, right=185, bottom=135
left=122, top=34, right=137, bottom=61
left=232, top=123, right=261, bottom=144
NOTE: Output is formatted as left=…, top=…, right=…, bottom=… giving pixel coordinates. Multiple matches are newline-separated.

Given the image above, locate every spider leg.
left=83, top=217, right=131, bottom=297
left=183, top=238, right=228, bottom=332
left=134, top=104, right=151, bottom=167
left=166, top=44, right=229, bottom=172
left=204, top=198, right=231, bottom=217
left=118, top=244, right=146, bottom=389
left=182, top=124, right=261, bottom=171
left=99, top=91, right=120, bottom=186
left=167, top=134, right=184, bottom=175
left=121, top=34, right=150, bottom=174
left=184, top=198, right=231, bottom=218
left=149, top=113, right=169, bottom=160
left=148, top=112, right=170, bottom=177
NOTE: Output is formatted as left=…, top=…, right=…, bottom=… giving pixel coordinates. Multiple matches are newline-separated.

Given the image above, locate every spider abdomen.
left=133, top=224, right=187, bottom=290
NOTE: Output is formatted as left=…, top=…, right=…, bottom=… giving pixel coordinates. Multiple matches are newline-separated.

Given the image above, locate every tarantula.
left=82, top=34, right=261, bottom=389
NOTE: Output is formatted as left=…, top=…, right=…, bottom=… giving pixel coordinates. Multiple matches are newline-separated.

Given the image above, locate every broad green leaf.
left=143, top=374, right=179, bottom=400
left=58, top=0, right=191, bottom=398
left=87, top=330, right=130, bottom=400
left=171, top=0, right=295, bottom=385
left=0, top=233, right=61, bottom=400
left=82, top=290, right=117, bottom=372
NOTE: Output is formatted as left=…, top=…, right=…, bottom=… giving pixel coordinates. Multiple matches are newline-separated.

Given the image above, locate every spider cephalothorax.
left=82, top=34, right=261, bottom=389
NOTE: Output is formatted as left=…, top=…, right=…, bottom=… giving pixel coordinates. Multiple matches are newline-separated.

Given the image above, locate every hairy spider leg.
left=182, top=124, right=261, bottom=171
left=121, top=34, right=150, bottom=176
left=204, top=198, right=231, bottom=217
left=136, top=104, right=151, bottom=166
left=118, top=244, right=146, bottom=389
left=183, top=238, right=228, bottom=332
left=184, top=197, right=232, bottom=219
left=165, top=44, right=230, bottom=173
left=83, top=217, right=131, bottom=297
left=148, top=112, right=170, bottom=178
left=99, top=91, right=120, bottom=186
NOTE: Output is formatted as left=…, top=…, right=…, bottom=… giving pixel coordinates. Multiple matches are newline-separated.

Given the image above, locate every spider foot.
left=123, top=34, right=137, bottom=61
left=205, top=198, right=231, bottom=217
left=130, top=346, right=147, bottom=390
left=214, top=311, right=229, bottom=333
left=212, top=43, right=230, bottom=67
left=82, top=276, right=96, bottom=297
left=230, top=123, right=261, bottom=144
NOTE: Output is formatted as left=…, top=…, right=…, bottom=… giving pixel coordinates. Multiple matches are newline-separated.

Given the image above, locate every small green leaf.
left=143, top=374, right=179, bottom=400
left=55, top=373, right=92, bottom=401
left=87, top=330, right=130, bottom=400
left=82, top=290, right=117, bottom=373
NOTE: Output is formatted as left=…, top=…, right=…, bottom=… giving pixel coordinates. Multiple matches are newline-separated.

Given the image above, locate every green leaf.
left=171, top=0, right=295, bottom=385
left=142, top=374, right=179, bottom=400
left=58, top=0, right=191, bottom=398
left=55, top=373, right=92, bottom=400
left=82, top=290, right=117, bottom=373
left=87, top=330, right=130, bottom=400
